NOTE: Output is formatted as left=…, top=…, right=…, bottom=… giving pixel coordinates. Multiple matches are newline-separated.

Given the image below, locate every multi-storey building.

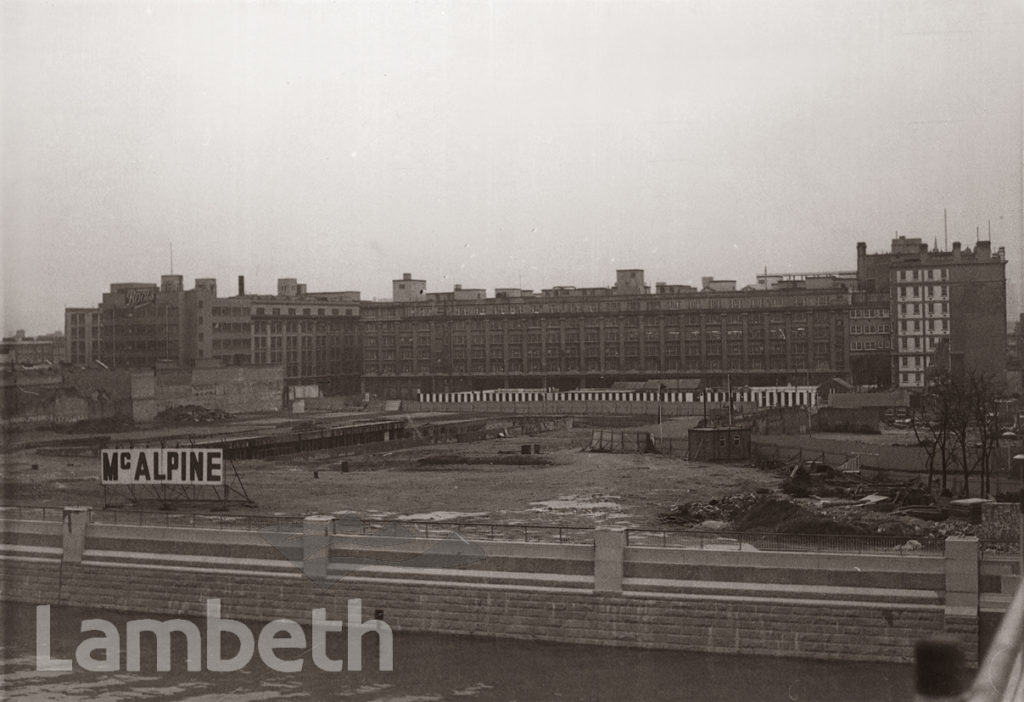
left=64, top=308, right=102, bottom=366
left=64, top=275, right=362, bottom=393
left=63, top=237, right=1008, bottom=399
left=848, top=292, right=892, bottom=387
left=248, top=278, right=361, bottom=392
left=857, top=238, right=1007, bottom=388
left=359, top=269, right=852, bottom=399
left=92, top=276, right=189, bottom=369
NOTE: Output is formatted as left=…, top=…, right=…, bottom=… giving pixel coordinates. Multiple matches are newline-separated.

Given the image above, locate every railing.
left=626, top=528, right=945, bottom=555
left=0, top=505, right=64, bottom=522
left=89, top=510, right=307, bottom=533
left=0, top=507, right=594, bottom=544
left=354, top=520, right=595, bottom=545
left=5, top=506, right=1011, bottom=555
left=963, top=575, right=1024, bottom=702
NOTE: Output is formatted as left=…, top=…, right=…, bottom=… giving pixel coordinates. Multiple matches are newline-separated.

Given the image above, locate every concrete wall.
left=1, top=368, right=136, bottom=426
left=0, top=511, right=982, bottom=666
left=131, top=365, right=285, bottom=421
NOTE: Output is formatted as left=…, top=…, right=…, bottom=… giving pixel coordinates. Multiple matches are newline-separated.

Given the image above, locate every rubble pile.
left=659, top=492, right=764, bottom=526
left=660, top=491, right=980, bottom=540
left=153, top=405, right=231, bottom=424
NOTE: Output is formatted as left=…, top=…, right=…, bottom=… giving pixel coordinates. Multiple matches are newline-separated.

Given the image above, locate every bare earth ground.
left=0, top=416, right=777, bottom=529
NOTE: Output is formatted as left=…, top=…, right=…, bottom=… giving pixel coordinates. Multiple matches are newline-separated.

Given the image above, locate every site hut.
left=687, top=426, right=751, bottom=462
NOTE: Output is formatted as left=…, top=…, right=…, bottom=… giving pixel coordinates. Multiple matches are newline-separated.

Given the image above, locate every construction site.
left=2, top=401, right=1018, bottom=549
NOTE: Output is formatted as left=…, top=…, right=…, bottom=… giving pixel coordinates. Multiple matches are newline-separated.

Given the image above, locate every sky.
left=3, top=0, right=1023, bottom=335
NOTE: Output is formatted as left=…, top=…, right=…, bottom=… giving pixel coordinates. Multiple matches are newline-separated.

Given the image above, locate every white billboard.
left=101, top=448, right=224, bottom=485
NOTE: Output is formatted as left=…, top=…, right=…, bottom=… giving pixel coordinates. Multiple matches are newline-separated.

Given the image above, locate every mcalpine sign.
left=101, top=448, right=224, bottom=485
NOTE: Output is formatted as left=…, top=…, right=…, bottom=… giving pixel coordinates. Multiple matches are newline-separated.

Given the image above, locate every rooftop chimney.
left=238, top=275, right=245, bottom=296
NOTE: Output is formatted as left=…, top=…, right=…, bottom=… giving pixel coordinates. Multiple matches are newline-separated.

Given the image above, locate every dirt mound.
left=658, top=492, right=764, bottom=526
left=153, top=405, right=231, bottom=424
left=733, top=498, right=872, bottom=535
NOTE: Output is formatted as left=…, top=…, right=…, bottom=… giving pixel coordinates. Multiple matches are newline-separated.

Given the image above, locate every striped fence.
left=418, top=385, right=819, bottom=409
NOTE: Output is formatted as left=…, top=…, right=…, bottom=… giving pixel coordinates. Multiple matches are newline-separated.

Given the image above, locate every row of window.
left=850, top=339, right=892, bottom=351
left=253, top=306, right=355, bottom=317
left=898, top=319, right=948, bottom=334
left=364, top=325, right=837, bottom=347
left=900, top=371, right=925, bottom=386
left=898, top=302, right=949, bottom=317
left=367, top=293, right=848, bottom=320
left=850, top=308, right=889, bottom=318
left=899, top=336, right=944, bottom=351
left=897, top=285, right=948, bottom=300
left=850, top=323, right=890, bottom=335
left=898, top=268, right=946, bottom=282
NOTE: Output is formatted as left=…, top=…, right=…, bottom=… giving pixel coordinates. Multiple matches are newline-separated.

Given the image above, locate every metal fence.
left=353, top=520, right=595, bottom=544
left=88, top=510, right=307, bottom=533
left=0, top=505, right=64, bottom=522
left=0, top=506, right=592, bottom=543
left=3, top=505, right=1017, bottom=555
left=626, top=528, right=946, bottom=556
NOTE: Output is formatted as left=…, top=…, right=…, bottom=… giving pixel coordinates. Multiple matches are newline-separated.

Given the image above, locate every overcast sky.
left=3, top=0, right=1023, bottom=335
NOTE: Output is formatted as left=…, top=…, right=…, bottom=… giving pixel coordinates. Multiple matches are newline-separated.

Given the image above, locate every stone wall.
left=0, top=511, right=981, bottom=667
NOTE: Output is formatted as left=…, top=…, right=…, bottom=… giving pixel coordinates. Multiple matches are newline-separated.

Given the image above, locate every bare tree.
left=914, top=373, right=956, bottom=493
left=921, top=368, right=1004, bottom=498
left=966, top=371, right=1002, bottom=497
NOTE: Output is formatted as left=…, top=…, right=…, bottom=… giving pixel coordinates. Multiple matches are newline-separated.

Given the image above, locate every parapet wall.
left=0, top=511, right=981, bottom=666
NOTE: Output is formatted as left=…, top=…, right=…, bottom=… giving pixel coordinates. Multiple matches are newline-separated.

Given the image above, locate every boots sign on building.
left=101, top=449, right=224, bottom=485
left=122, top=287, right=156, bottom=309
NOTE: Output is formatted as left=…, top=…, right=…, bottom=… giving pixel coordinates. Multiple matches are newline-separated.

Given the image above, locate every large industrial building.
left=63, top=276, right=363, bottom=394
left=359, top=269, right=852, bottom=399
left=61, top=238, right=1008, bottom=400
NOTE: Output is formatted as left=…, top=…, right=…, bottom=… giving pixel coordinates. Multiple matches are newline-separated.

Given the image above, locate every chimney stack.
left=238, top=275, right=245, bottom=296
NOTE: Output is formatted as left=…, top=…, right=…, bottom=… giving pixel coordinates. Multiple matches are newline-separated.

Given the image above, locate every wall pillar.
left=942, top=536, right=980, bottom=668
left=303, top=515, right=335, bottom=580
left=594, top=527, right=626, bottom=594
left=944, top=536, right=979, bottom=616
left=61, top=506, right=92, bottom=563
